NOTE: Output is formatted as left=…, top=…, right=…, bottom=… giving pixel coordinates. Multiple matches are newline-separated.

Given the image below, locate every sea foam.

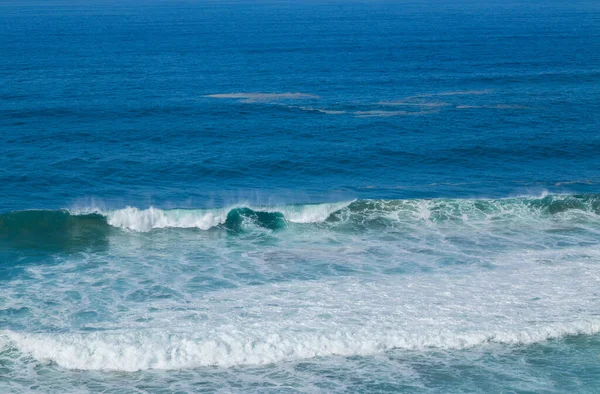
left=5, top=320, right=600, bottom=371
left=4, top=249, right=600, bottom=372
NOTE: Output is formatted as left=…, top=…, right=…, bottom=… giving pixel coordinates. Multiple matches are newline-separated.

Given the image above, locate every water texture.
left=1, top=0, right=600, bottom=392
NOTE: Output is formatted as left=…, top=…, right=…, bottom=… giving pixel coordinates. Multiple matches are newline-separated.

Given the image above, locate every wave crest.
left=101, top=201, right=353, bottom=232
left=1, top=194, right=599, bottom=236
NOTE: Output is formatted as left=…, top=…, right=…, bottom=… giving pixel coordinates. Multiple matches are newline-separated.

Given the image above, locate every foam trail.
left=295, top=106, right=346, bottom=115
left=421, top=90, right=493, bottom=97
left=5, top=321, right=600, bottom=371
left=353, top=110, right=438, bottom=117
left=206, top=92, right=319, bottom=102
left=377, top=101, right=449, bottom=107
left=5, top=249, right=600, bottom=372
left=456, top=104, right=530, bottom=109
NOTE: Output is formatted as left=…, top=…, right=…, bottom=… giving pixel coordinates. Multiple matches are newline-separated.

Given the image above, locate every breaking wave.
left=1, top=194, right=599, bottom=235
left=100, top=201, right=352, bottom=232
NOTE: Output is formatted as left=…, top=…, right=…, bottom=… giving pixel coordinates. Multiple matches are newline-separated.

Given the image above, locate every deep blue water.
left=1, top=0, right=600, bottom=392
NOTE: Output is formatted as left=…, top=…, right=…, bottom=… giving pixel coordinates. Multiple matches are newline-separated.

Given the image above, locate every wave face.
left=0, top=210, right=109, bottom=251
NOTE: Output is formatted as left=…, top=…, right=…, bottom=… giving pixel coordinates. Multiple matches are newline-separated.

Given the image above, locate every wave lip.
left=105, top=207, right=229, bottom=232
left=4, top=320, right=600, bottom=371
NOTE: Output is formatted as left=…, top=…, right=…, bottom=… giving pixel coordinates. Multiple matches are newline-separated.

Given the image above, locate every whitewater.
left=2, top=194, right=600, bottom=385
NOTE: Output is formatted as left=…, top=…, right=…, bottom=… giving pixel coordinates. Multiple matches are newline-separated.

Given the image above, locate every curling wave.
left=100, top=201, right=353, bottom=232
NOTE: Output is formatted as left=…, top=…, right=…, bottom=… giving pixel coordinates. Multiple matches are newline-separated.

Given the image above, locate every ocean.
left=1, top=0, right=600, bottom=392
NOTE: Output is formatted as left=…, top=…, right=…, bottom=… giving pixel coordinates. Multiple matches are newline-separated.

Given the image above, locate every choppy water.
left=1, top=1, right=600, bottom=392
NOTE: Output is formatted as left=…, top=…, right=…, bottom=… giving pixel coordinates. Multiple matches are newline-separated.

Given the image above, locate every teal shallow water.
left=3, top=336, right=600, bottom=392
left=2, top=195, right=600, bottom=392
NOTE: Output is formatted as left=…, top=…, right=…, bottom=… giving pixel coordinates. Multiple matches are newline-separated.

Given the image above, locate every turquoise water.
left=2, top=1, right=600, bottom=392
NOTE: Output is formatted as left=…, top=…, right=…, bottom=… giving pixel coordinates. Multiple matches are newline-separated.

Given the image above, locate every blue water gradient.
left=1, top=0, right=600, bottom=392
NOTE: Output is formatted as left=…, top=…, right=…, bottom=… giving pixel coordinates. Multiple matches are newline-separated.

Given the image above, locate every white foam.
left=9, top=196, right=600, bottom=374
left=5, top=251, right=600, bottom=372
left=5, top=320, right=600, bottom=371
left=105, top=207, right=229, bottom=232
